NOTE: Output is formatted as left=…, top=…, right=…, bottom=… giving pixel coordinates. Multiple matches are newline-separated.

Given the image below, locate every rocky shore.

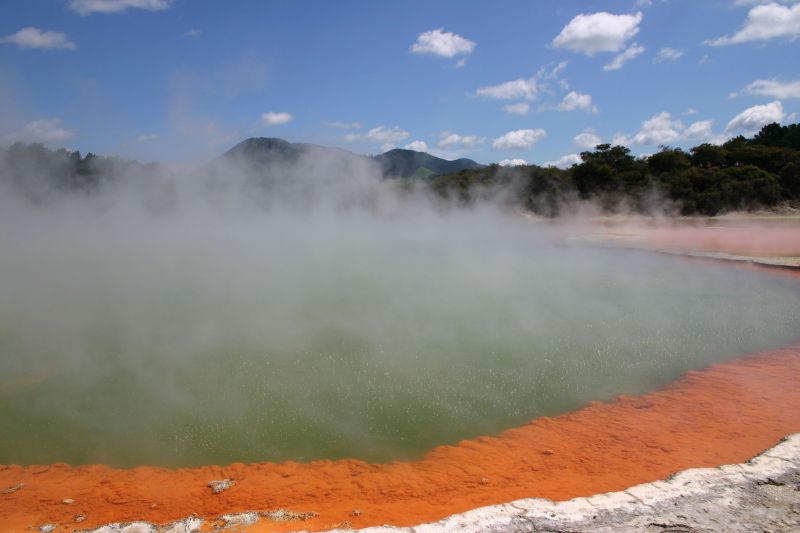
left=345, top=433, right=800, bottom=533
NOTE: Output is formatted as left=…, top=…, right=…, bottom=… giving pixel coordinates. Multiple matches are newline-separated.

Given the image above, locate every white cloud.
left=404, top=140, right=428, bottom=152
left=323, top=121, right=362, bottom=130
left=345, top=126, right=411, bottom=148
left=706, top=3, right=800, bottom=46
left=614, top=112, right=720, bottom=145
left=548, top=61, right=569, bottom=79
left=552, top=11, right=643, bottom=55
left=573, top=129, right=603, bottom=148
left=136, top=133, right=158, bottom=142
left=3, top=118, right=76, bottom=144
left=684, top=119, right=714, bottom=140
left=725, top=100, right=785, bottom=134
left=557, top=91, right=598, bottom=113
left=1, top=27, right=76, bottom=50
left=498, top=158, right=528, bottom=167
left=745, top=79, right=800, bottom=99
left=544, top=153, right=582, bottom=169
left=476, top=62, right=568, bottom=102
left=454, top=58, right=468, bottom=68
left=477, top=78, right=539, bottom=100
left=504, top=102, right=530, bottom=115
left=603, top=43, right=645, bottom=70
left=367, top=126, right=410, bottom=144
left=615, top=112, right=682, bottom=145
left=184, top=29, right=201, bottom=37
left=260, top=111, right=293, bottom=126
left=685, top=107, right=698, bottom=115
left=68, top=0, right=172, bottom=15
left=438, top=131, right=486, bottom=149
left=410, top=28, right=476, bottom=58
left=492, top=129, right=547, bottom=150
left=654, top=47, right=684, bottom=62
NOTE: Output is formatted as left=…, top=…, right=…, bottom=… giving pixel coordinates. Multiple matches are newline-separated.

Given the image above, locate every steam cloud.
left=0, top=146, right=798, bottom=467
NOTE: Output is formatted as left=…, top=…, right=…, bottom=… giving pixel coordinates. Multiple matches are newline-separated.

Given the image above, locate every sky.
left=1, top=0, right=799, bottom=167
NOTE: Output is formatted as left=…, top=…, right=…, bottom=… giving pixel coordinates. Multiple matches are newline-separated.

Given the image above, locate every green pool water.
left=1, top=214, right=799, bottom=467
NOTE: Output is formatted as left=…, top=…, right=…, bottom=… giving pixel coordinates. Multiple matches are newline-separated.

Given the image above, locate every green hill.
left=221, top=138, right=484, bottom=179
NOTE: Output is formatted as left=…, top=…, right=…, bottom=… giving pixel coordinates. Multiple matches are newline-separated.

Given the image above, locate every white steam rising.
left=0, top=147, right=798, bottom=467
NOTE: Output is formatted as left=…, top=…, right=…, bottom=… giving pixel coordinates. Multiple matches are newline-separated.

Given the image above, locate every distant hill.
left=221, top=138, right=483, bottom=178
left=373, top=148, right=484, bottom=178
left=221, top=137, right=362, bottom=165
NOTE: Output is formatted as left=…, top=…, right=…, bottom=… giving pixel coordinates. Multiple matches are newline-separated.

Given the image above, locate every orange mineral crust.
left=2, top=342, right=800, bottom=532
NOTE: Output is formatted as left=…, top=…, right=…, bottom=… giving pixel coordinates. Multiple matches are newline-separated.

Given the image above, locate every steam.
left=0, top=145, right=798, bottom=467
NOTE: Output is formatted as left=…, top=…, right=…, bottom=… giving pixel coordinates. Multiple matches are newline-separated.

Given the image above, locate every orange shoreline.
left=1, top=263, right=799, bottom=532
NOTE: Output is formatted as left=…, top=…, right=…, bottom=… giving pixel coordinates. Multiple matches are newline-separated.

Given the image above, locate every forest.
left=429, top=122, right=800, bottom=216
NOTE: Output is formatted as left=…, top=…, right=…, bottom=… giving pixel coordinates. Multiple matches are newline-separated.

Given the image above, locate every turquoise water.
left=1, top=218, right=799, bottom=467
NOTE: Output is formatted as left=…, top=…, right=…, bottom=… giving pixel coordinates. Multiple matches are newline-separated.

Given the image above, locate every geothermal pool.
left=1, top=213, right=799, bottom=468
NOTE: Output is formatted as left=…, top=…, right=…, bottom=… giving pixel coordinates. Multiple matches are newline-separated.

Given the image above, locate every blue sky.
left=1, top=0, right=799, bottom=166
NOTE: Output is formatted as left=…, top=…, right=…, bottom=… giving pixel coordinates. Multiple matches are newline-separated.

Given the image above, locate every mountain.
left=373, top=148, right=483, bottom=178
left=221, top=138, right=483, bottom=178
left=221, top=137, right=363, bottom=165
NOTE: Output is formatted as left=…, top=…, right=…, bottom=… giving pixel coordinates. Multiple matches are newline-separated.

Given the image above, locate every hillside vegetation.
left=429, top=123, right=800, bottom=216
left=1, top=123, right=798, bottom=216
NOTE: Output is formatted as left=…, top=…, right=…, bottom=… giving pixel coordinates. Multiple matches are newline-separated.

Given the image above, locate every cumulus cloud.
left=544, top=153, right=582, bottom=169
left=654, top=47, right=684, bottom=62
left=504, top=102, right=531, bottom=115
left=323, top=121, right=362, bottom=130
left=498, top=158, right=527, bottom=166
left=706, top=3, right=800, bottom=46
left=603, top=43, right=645, bottom=71
left=745, top=79, right=800, bottom=99
left=573, top=129, right=603, bottom=148
left=685, top=108, right=698, bottom=115
left=613, top=112, right=719, bottom=145
left=476, top=62, right=568, bottom=102
left=725, top=100, right=785, bottom=134
left=410, top=28, right=476, bottom=58
left=492, top=129, right=547, bottom=150
left=684, top=120, right=715, bottom=140
left=477, top=78, right=540, bottom=100
left=438, top=131, right=486, bottom=149
left=366, top=126, right=411, bottom=145
left=260, top=112, right=293, bottom=126
left=557, top=91, right=598, bottom=113
left=345, top=126, right=411, bottom=150
left=404, top=140, right=428, bottom=152
left=68, top=0, right=172, bottom=15
left=1, top=27, right=76, bottom=50
left=552, top=11, right=643, bottom=55
left=184, top=29, right=202, bottom=37
left=3, top=118, right=77, bottom=144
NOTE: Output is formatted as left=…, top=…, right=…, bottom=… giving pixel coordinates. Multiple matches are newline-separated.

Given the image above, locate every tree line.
left=2, top=122, right=799, bottom=216
left=429, top=122, right=800, bottom=216
left=0, top=142, right=161, bottom=203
